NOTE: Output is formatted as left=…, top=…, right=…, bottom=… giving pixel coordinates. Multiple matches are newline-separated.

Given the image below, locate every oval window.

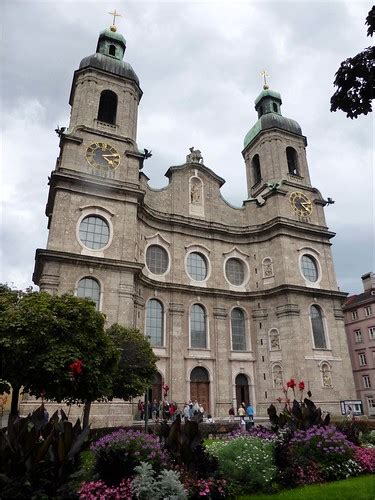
left=187, top=252, right=208, bottom=281
left=226, top=258, right=245, bottom=285
left=301, top=254, right=319, bottom=282
left=146, top=245, right=169, bottom=275
left=79, top=215, right=110, bottom=250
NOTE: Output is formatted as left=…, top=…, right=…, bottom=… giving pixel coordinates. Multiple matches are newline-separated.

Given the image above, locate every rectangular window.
left=367, top=396, right=375, bottom=415
left=365, top=306, right=373, bottom=317
left=354, top=330, right=362, bottom=343
left=351, top=310, right=358, bottom=320
left=369, top=327, right=375, bottom=340
left=363, top=375, right=371, bottom=388
left=359, top=353, right=367, bottom=366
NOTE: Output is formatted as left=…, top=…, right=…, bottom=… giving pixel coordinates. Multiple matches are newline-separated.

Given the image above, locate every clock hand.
left=301, top=202, right=311, bottom=210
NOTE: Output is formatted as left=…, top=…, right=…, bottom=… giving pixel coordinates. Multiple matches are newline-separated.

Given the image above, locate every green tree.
left=0, top=287, right=118, bottom=425
left=107, top=323, right=158, bottom=400
left=330, top=7, right=374, bottom=118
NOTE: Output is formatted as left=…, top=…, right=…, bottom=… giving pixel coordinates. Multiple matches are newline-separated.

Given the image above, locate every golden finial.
left=108, top=9, right=122, bottom=31
left=261, top=69, right=269, bottom=90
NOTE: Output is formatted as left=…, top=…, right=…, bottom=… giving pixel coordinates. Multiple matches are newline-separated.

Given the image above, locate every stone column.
left=168, top=302, right=185, bottom=406
left=213, top=306, right=229, bottom=417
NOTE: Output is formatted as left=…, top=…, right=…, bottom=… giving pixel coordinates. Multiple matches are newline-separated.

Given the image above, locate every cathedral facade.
left=33, top=24, right=356, bottom=419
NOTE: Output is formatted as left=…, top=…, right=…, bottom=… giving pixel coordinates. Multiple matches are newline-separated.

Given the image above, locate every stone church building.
left=32, top=23, right=356, bottom=421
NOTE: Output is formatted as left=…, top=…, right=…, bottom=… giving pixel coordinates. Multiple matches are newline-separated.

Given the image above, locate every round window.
left=79, top=215, right=110, bottom=250
left=225, top=258, right=245, bottom=285
left=146, top=245, right=169, bottom=275
left=187, top=252, right=208, bottom=281
left=301, top=254, right=319, bottom=282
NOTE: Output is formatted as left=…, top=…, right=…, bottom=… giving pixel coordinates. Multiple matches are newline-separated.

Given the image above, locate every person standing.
left=238, top=405, right=245, bottom=417
left=228, top=405, right=235, bottom=422
left=246, top=403, right=254, bottom=430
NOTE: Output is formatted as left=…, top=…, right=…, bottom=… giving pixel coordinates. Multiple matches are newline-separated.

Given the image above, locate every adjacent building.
left=343, top=272, right=375, bottom=416
left=29, top=22, right=356, bottom=423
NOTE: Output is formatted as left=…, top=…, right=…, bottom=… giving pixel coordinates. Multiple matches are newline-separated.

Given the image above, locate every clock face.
left=85, top=142, right=120, bottom=170
left=289, top=191, right=313, bottom=217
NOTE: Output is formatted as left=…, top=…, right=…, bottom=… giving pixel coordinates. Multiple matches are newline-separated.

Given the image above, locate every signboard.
left=340, top=400, right=363, bottom=416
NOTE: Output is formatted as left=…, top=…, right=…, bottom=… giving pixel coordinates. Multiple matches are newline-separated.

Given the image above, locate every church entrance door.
left=235, top=374, right=250, bottom=407
left=190, top=367, right=210, bottom=413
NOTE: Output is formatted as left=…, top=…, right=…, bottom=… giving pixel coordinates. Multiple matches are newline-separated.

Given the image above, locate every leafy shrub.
left=354, top=446, right=375, bottom=473
left=333, top=418, right=370, bottom=445
left=206, top=436, right=277, bottom=494
left=131, top=462, right=187, bottom=499
left=79, top=478, right=132, bottom=499
left=362, top=429, right=375, bottom=446
left=91, top=429, right=169, bottom=484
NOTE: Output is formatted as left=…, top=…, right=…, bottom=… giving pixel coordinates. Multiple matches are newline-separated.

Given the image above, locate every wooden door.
left=190, top=382, right=210, bottom=413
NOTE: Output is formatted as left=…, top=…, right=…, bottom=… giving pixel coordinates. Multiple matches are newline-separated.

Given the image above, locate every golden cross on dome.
left=108, top=9, right=122, bottom=27
left=261, top=69, right=269, bottom=89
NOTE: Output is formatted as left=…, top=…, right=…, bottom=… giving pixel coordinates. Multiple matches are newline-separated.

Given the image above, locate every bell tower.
left=242, top=82, right=311, bottom=199
left=34, top=18, right=145, bottom=326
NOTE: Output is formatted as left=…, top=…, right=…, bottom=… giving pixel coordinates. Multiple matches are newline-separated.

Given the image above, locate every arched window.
left=311, top=305, right=327, bottom=349
left=77, top=277, right=100, bottom=310
left=259, top=105, right=264, bottom=117
left=190, top=304, right=207, bottom=348
left=252, top=154, right=261, bottom=185
left=231, top=308, right=246, bottom=351
left=146, top=299, right=164, bottom=347
left=286, top=147, right=299, bottom=176
left=109, top=44, right=116, bottom=56
left=273, top=102, right=278, bottom=112
left=272, top=364, right=283, bottom=388
left=97, top=90, right=117, bottom=124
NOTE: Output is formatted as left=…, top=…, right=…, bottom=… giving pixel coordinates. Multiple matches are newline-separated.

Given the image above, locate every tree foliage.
left=107, top=323, right=158, bottom=401
left=0, top=287, right=118, bottom=415
left=330, top=7, right=374, bottom=118
left=1, top=286, right=158, bottom=423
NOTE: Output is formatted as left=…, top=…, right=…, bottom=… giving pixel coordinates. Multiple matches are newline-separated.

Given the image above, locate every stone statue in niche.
left=186, top=147, right=203, bottom=164
left=273, top=366, right=283, bottom=388
left=270, top=330, right=280, bottom=350
left=322, top=365, right=333, bottom=388
left=190, top=178, right=202, bottom=204
left=263, top=258, right=274, bottom=278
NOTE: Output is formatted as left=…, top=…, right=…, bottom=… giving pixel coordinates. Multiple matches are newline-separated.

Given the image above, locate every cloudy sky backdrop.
left=1, top=0, right=373, bottom=295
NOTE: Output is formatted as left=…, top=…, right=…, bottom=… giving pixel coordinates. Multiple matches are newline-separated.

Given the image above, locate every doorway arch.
left=190, top=367, right=210, bottom=413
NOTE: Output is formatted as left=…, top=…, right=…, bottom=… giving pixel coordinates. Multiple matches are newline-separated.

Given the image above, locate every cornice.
left=139, top=274, right=348, bottom=301
left=45, top=170, right=145, bottom=218
left=138, top=206, right=335, bottom=242
left=33, top=249, right=143, bottom=285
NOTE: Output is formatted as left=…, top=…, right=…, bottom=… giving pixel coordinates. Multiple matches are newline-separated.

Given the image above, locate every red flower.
left=69, top=359, right=83, bottom=375
left=287, top=378, right=296, bottom=389
left=298, top=380, right=305, bottom=390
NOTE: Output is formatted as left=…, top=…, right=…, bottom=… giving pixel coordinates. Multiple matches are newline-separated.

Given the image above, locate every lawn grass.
left=238, top=475, right=374, bottom=500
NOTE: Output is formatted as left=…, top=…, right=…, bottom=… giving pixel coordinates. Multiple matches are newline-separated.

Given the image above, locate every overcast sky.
left=1, top=0, right=373, bottom=295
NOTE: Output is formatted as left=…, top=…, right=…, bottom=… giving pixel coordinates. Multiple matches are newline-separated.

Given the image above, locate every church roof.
left=243, top=87, right=303, bottom=149
left=79, top=53, right=140, bottom=86
left=244, top=113, right=303, bottom=148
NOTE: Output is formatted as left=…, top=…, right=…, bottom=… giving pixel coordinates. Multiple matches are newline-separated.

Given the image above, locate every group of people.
left=137, top=398, right=210, bottom=423
left=138, top=399, right=178, bottom=421
left=228, top=402, right=255, bottom=431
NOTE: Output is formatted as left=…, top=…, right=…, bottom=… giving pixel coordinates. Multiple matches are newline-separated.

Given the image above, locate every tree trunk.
left=10, top=385, right=20, bottom=417
left=83, top=401, right=91, bottom=428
